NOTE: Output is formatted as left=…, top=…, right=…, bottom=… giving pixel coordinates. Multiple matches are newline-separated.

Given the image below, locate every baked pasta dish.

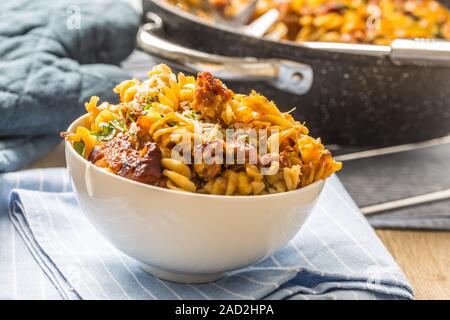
left=166, top=0, right=450, bottom=44
left=62, top=64, right=341, bottom=195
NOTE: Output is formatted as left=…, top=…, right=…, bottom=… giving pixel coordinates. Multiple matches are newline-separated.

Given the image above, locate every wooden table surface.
left=31, top=142, right=450, bottom=300
left=376, top=229, right=450, bottom=300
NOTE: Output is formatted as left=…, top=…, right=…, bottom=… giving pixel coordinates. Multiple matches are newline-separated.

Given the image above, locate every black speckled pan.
left=141, top=0, right=450, bottom=146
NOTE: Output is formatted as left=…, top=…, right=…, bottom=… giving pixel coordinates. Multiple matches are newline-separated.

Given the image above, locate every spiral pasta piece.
left=283, top=165, right=301, bottom=191
left=63, top=63, right=342, bottom=195
left=161, top=158, right=192, bottom=179
left=163, top=169, right=197, bottom=193
left=114, top=79, right=140, bottom=102
left=224, top=170, right=239, bottom=195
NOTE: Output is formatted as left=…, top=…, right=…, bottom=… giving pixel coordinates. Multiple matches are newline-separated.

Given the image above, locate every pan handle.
left=137, top=13, right=313, bottom=95
left=390, top=39, right=450, bottom=66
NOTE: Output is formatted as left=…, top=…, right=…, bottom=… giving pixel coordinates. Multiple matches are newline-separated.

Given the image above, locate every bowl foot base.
left=139, top=263, right=225, bottom=284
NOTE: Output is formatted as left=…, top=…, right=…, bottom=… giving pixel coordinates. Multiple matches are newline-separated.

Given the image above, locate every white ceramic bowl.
left=65, top=114, right=326, bottom=283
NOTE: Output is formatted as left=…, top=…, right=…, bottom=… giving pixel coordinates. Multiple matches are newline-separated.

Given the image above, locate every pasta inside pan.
left=166, top=0, right=450, bottom=44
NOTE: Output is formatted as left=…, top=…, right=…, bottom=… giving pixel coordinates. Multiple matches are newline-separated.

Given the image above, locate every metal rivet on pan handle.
left=274, top=60, right=313, bottom=95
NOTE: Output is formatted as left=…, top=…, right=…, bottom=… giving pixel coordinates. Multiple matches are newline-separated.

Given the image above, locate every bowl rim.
left=66, top=114, right=326, bottom=200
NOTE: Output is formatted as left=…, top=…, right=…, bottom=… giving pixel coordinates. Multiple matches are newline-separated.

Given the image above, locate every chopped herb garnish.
left=73, top=140, right=86, bottom=157
left=183, top=111, right=201, bottom=120
left=109, top=119, right=125, bottom=131
left=92, top=120, right=124, bottom=141
left=146, top=95, right=158, bottom=104
left=167, top=121, right=177, bottom=127
left=126, top=110, right=136, bottom=123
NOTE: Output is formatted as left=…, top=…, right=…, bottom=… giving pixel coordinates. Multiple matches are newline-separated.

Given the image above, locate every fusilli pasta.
left=62, top=64, right=342, bottom=195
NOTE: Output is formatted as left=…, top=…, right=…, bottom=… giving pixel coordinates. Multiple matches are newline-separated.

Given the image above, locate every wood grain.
left=376, top=229, right=450, bottom=300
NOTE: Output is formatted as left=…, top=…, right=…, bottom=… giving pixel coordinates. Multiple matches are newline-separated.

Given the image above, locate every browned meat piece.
left=278, top=151, right=292, bottom=168
left=88, top=145, right=104, bottom=163
left=192, top=72, right=233, bottom=121
left=96, top=135, right=164, bottom=186
left=118, top=142, right=163, bottom=185
left=100, top=135, right=135, bottom=173
left=194, top=140, right=223, bottom=181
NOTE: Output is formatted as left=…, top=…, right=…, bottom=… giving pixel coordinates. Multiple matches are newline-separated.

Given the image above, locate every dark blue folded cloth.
left=0, top=0, right=140, bottom=171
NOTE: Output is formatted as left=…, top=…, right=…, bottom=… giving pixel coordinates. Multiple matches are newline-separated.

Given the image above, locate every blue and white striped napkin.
left=0, top=168, right=413, bottom=300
